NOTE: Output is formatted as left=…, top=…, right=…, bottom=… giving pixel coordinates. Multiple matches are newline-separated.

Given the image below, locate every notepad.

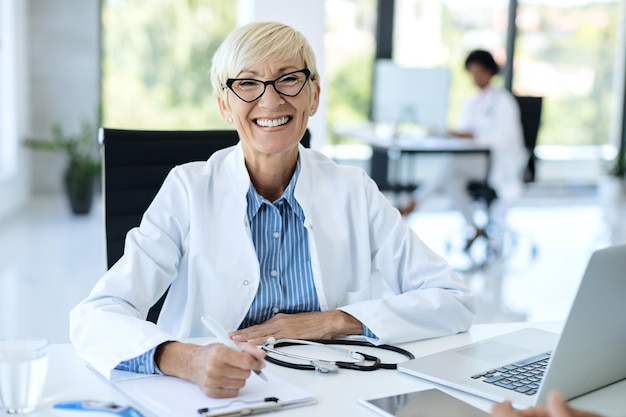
left=109, top=369, right=315, bottom=417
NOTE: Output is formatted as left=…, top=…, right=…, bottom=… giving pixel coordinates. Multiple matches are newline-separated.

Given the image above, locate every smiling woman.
left=210, top=22, right=320, bottom=179
left=71, top=20, right=475, bottom=400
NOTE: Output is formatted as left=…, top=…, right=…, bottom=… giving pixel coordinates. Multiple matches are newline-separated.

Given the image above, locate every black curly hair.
left=465, top=49, right=500, bottom=76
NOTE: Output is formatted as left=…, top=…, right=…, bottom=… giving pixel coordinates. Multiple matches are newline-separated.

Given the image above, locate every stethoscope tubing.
left=261, top=338, right=415, bottom=372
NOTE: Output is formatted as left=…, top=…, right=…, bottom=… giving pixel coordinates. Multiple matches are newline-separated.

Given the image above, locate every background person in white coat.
left=399, top=50, right=526, bottom=250
left=70, top=22, right=476, bottom=399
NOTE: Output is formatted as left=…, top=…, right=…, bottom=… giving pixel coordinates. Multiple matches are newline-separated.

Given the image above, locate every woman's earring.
left=309, top=110, right=315, bottom=116
left=228, top=116, right=233, bottom=123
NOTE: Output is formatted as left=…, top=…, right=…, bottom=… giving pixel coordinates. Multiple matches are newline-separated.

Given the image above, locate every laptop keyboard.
left=471, top=352, right=551, bottom=396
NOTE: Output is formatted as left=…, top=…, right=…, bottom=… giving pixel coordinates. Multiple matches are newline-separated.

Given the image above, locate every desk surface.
left=333, top=122, right=491, bottom=192
left=333, top=122, right=490, bottom=154
left=34, top=322, right=626, bottom=417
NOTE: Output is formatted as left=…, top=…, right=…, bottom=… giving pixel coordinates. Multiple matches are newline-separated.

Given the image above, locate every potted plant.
left=24, top=122, right=101, bottom=215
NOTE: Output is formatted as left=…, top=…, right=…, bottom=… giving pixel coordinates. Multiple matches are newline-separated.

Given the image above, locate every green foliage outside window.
left=513, top=2, right=619, bottom=147
left=102, top=0, right=236, bottom=129
left=327, top=50, right=375, bottom=144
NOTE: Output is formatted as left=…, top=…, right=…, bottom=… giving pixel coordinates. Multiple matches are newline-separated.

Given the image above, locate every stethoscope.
left=261, top=337, right=415, bottom=373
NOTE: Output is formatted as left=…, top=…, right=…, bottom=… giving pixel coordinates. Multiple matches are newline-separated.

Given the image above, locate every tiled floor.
left=0, top=189, right=618, bottom=344
left=0, top=196, right=107, bottom=343
left=409, top=199, right=608, bottom=324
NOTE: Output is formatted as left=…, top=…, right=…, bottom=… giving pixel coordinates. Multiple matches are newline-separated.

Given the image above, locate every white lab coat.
left=456, top=86, right=526, bottom=201
left=70, top=144, right=475, bottom=378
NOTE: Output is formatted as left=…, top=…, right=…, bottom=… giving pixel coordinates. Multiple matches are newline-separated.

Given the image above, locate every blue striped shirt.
left=115, top=351, right=161, bottom=374
left=240, top=161, right=320, bottom=327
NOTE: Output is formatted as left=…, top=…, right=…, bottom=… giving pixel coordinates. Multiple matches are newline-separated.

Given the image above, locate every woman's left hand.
left=229, top=311, right=364, bottom=345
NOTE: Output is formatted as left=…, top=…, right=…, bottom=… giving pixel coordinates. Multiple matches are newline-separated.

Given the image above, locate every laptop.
left=398, top=244, right=626, bottom=408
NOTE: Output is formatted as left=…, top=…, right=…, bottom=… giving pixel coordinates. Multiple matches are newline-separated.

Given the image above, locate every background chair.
left=463, top=96, right=543, bottom=265
left=100, top=128, right=311, bottom=323
left=515, top=96, right=543, bottom=184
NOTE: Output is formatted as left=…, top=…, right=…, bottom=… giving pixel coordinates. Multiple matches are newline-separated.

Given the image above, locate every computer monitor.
left=372, top=59, right=450, bottom=131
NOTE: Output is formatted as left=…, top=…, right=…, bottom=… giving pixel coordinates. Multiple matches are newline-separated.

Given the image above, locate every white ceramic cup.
left=0, top=337, right=49, bottom=414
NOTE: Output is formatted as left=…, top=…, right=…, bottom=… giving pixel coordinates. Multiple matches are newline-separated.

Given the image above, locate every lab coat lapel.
left=293, top=146, right=329, bottom=310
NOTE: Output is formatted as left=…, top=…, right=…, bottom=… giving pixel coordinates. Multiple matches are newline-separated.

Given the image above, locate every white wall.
left=28, top=0, right=101, bottom=194
left=0, top=0, right=29, bottom=220
left=237, top=0, right=327, bottom=149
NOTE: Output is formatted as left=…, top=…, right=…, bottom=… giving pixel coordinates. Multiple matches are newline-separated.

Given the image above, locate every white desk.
left=333, top=122, right=491, bottom=192
left=33, top=322, right=626, bottom=417
left=334, top=122, right=489, bottom=152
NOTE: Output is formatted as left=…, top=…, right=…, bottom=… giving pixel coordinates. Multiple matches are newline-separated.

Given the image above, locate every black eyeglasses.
left=225, top=69, right=311, bottom=103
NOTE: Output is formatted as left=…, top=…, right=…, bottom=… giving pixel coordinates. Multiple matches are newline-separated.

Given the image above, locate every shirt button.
left=272, top=307, right=280, bottom=313
left=242, top=280, right=249, bottom=286
left=138, top=365, right=146, bottom=373
left=270, top=270, right=278, bottom=277
left=272, top=231, right=280, bottom=239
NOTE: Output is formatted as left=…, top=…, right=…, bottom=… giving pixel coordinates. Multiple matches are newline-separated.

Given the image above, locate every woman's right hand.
left=155, top=341, right=266, bottom=398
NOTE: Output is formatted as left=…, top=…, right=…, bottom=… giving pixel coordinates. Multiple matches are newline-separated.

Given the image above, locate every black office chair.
left=516, top=96, right=543, bottom=184
left=100, top=128, right=311, bottom=323
left=463, top=96, right=543, bottom=264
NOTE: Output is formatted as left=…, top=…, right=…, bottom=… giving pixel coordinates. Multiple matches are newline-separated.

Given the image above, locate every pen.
left=201, top=315, right=268, bottom=382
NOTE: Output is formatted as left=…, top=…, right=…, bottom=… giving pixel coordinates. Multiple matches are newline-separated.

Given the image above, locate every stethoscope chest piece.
left=310, top=360, right=338, bottom=373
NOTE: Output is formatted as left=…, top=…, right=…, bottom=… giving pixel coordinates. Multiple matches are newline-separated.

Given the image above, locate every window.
left=0, top=0, right=18, bottom=177
left=368, top=0, right=623, bottom=150
left=103, top=0, right=377, bottom=141
left=325, top=0, right=377, bottom=142
left=393, top=0, right=510, bottom=126
left=101, top=0, right=236, bottom=129
left=514, top=0, right=621, bottom=147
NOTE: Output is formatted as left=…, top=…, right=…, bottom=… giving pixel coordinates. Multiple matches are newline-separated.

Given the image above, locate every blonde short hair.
left=211, top=21, right=319, bottom=102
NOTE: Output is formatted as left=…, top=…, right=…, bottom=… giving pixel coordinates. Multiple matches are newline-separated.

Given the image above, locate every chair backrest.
left=101, top=129, right=238, bottom=269
left=100, top=128, right=311, bottom=322
left=514, top=96, right=543, bottom=183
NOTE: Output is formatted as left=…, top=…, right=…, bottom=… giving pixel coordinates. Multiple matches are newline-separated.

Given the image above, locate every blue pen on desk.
left=53, top=400, right=144, bottom=417
left=201, top=315, right=268, bottom=382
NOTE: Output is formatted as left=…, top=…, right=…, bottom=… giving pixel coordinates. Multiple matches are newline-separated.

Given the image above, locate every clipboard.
left=108, top=369, right=316, bottom=417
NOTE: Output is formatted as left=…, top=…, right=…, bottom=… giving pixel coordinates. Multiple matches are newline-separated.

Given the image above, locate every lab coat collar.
left=225, top=143, right=253, bottom=206
left=293, top=144, right=314, bottom=228
left=224, top=143, right=314, bottom=228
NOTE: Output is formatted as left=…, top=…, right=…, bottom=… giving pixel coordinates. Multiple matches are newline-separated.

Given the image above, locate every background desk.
left=35, top=322, right=625, bottom=417
left=333, top=122, right=491, bottom=193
